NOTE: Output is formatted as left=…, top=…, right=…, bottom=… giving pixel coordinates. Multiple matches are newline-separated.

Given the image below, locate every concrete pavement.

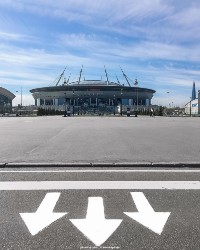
left=0, top=116, right=200, bottom=165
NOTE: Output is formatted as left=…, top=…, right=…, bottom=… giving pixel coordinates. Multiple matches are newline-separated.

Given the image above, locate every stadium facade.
left=30, top=67, right=156, bottom=114
left=0, top=87, right=15, bottom=113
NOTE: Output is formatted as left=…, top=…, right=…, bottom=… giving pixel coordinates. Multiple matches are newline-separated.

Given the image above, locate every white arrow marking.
left=20, top=192, right=67, bottom=236
left=124, top=192, right=170, bottom=235
left=70, top=197, right=122, bottom=246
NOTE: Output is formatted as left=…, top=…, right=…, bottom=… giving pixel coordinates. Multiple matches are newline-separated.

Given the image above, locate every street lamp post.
left=77, top=97, right=79, bottom=115
left=64, top=92, right=67, bottom=117
left=113, top=94, right=115, bottom=115
left=72, top=89, right=75, bottom=116
left=134, top=79, right=138, bottom=117
left=190, top=97, right=192, bottom=117
left=166, top=92, right=170, bottom=108
left=16, top=87, right=23, bottom=115
left=120, top=89, right=123, bottom=116
left=16, top=87, right=22, bottom=106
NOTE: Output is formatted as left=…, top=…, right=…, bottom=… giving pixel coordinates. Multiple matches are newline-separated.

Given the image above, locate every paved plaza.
left=0, top=115, right=199, bottom=165
left=1, top=116, right=200, bottom=249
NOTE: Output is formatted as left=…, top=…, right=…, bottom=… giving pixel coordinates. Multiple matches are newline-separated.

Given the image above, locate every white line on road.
left=1, top=181, right=200, bottom=190
left=1, top=170, right=200, bottom=173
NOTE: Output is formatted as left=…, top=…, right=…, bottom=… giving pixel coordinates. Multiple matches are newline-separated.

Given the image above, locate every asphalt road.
left=1, top=167, right=200, bottom=250
left=0, top=116, right=200, bottom=164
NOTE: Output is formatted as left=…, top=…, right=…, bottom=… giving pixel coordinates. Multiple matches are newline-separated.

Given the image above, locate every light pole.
left=166, top=92, right=170, bottom=108
left=77, top=96, right=79, bottom=115
left=120, top=89, right=123, bottom=116
left=16, top=87, right=22, bottom=107
left=64, top=92, right=67, bottom=117
left=113, top=94, right=115, bottom=115
left=190, top=97, right=192, bottom=117
left=134, top=79, right=138, bottom=116
left=16, top=87, right=23, bottom=115
left=72, top=89, right=75, bottom=116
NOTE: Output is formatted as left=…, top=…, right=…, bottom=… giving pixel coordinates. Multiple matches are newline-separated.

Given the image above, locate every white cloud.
left=0, top=0, right=172, bottom=25
left=0, top=31, right=32, bottom=41
left=170, top=6, right=200, bottom=27
left=59, top=33, right=200, bottom=62
left=0, top=0, right=200, bottom=107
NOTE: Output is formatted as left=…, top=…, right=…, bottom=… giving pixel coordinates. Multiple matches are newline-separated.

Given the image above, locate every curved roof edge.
left=30, top=83, right=156, bottom=94
left=0, top=87, right=16, bottom=100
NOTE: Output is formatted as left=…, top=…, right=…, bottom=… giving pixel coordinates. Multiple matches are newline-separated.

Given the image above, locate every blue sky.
left=0, top=0, right=200, bottom=106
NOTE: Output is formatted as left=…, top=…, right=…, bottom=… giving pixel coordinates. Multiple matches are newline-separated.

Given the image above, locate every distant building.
left=0, top=87, right=16, bottom=114
left=185, top=82, right=199, bottom=115
left=185, top=99, right=198, bottom=115
left=192, top=82, right=196, bottom=101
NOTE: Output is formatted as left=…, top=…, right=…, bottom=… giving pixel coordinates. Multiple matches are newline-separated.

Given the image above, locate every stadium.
left=30, top=67, right=156, bottom=115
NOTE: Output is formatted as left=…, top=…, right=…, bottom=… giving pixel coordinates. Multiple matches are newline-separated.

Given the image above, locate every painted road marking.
left=20, top=193, right=67, bottom=236
left=19, top=192, right=170, bottom=246
left=1, top=169, right=200, bottom=173
left=124, top=192, right=170, bottom=235
left=70, top=197, right=122, bottom=246
left=0, top=181, right=200, bottom=190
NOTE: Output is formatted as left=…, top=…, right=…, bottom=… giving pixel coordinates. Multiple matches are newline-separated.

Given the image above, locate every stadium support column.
left=37, top=98, right=40, bottom=106
left=55, top=99, right=58, bottom=106
left=146, top=99, right=150, bottom=106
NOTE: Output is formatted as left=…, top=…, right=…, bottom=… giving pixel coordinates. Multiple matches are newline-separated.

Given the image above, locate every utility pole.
left=64, top=92, right=67, bottom=117
left=21, top=87, right=22, bottom=107
left=16, top=87, right=23, bottom=107
left=134, top=79, right=138, bottom=114
left=120, top=89, right=123, bottom=116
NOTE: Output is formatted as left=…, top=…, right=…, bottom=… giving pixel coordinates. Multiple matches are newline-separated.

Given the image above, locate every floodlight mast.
left=56, top=67, right=67, bottom=86
left=78, top=65, right=83, bottom=84
left=120, top=66, right=131, bottom=87
left=104, top=65, right=109, bottom=85
left=65, top=73, right=71, bottom=85
left=115, top=75, right=121, bottom=85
